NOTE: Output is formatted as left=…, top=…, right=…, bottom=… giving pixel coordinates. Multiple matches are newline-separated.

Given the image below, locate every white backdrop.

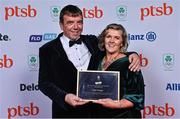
left=0, top=0, right=179, bottom=118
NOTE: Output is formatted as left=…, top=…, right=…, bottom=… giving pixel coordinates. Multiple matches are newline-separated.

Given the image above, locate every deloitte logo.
left=0, top=33, right=11, bottom=41
left=116, top=5, right=127, bottom=21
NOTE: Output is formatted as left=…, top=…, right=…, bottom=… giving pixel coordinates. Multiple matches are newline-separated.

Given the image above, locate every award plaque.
left=77, top=70, right=120, bottom=101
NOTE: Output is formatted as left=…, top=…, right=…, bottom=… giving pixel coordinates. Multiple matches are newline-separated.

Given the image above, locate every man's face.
left=60, top=15, right=83, bottom=40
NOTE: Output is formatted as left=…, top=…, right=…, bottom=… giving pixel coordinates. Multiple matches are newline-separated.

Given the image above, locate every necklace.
left=102, top=53, right=120, bottom=70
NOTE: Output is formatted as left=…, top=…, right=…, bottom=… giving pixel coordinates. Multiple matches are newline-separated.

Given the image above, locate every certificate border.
left=77, top=70, right=120, bottom=101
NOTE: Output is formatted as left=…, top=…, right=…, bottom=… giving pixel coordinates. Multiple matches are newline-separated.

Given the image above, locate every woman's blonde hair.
left=98, top=23, right=128, bottom=53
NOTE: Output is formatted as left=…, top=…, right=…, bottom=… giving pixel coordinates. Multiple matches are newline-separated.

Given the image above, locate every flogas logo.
left=29, top=35, right=42, bottom=42
left=29, top=33, right=57, bottom=42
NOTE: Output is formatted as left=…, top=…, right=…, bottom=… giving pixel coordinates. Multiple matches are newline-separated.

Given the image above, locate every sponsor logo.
left=128, top=31, right=156, bottom=42
left=5, top=4, right=37, bottom=21
left=20, top=83, right=39, bottom=91
left=7, top=102, right=39, bottom=119
left=50, top=6, right=61, bottom=22
left=163, top=53, right=174, bottom=71
left=143, top=103, right=175, bottom=118
left=116, top=5, right=127, bottom=21
left=83, top=6, right=103, bottom=18
left=43, top=33, right=57, bottom=40
left=166, top=83, right=180, bottom=91
left=29, top=35, right=42, bottom=42
left=0, top=54, right=13, bottom=68
left=28, top=55, right=38, bottom=71
left=29, top=33, right=57, bottom=42
left=140, top=3, right=173, bottom=21
left=0, top=33, right=11, bottom=41
left=146, top=31, right=156, bottom=42
left=50, top=6, right=103, bottom=21
left=139, top=54, right=148, bottom=67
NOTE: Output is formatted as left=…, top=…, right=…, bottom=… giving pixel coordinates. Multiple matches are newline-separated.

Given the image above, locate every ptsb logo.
left=29, top=33, right=57, bottom=42
left=5, top=4, right=37, bottom=21
left=139, top=54, right=148, bottom=67
left=0, top=54, right=13, bottom=68
left=140, top=3, right=173, bottom=21
left=128, top=31, right=156, bottom=42
left=7, top=102, right=39, bottom=119
left=143, top=103, right=175, bottom=118
left=82, top=6, right=103, bottom=18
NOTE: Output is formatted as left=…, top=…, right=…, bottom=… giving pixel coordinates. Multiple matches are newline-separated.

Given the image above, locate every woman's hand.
left=93, top=98, right=134, bottom=109
left=93, top=98, right=120, bottom=109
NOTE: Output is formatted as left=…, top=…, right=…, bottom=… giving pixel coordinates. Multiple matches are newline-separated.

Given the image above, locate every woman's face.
left=104, top=29, right=123, bottom=54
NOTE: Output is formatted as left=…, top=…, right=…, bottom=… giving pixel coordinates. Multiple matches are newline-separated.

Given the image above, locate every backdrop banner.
left=0, top=0, right=179, bottom=118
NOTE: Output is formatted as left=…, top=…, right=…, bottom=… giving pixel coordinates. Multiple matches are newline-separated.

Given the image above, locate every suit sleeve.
left=123, top=70, right=145, bottom=110
left=126, top=51, right=139, bottom=57
left=38, top=47, right=69, bottom=110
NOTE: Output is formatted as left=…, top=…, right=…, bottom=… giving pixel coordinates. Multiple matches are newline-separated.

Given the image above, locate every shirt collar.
left=60, top=34, right=71, bottom=47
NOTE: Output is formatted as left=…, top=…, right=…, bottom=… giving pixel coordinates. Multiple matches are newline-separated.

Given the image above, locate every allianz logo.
left=128, top=31, right=156, bottom=42
left=29, top=33, right=57, bottom=42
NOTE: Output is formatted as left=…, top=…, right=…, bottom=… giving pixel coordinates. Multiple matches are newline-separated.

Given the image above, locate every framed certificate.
left=77, top=70, right=120, bottom=101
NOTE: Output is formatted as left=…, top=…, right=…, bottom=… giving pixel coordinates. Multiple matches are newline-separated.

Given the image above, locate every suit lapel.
left=53, top=34, right=77, bottom=70
left=81, top=35, right=98, bottom=70
left=52, top=34, right=98, bottom=70
left=81, top=35, right=95, bottom=55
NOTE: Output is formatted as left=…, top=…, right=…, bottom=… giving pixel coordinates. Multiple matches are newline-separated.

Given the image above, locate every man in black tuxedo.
left=38, top=5, right=140, bottom=118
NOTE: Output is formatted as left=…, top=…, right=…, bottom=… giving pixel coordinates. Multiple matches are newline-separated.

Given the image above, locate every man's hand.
left=65, top=93, right=89, bottom=107
left=128, top=53, right=141, bottom=72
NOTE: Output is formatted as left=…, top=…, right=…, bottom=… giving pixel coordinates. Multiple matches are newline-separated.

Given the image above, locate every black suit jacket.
left=38, top=33, right=99, bottom=118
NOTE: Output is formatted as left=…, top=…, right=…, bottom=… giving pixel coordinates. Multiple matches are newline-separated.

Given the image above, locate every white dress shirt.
left=60, top=35, right=91, bottom=70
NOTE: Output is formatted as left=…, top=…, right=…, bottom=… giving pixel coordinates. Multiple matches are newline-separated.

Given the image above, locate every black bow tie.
left=69, top=39, right=82, bottom=47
